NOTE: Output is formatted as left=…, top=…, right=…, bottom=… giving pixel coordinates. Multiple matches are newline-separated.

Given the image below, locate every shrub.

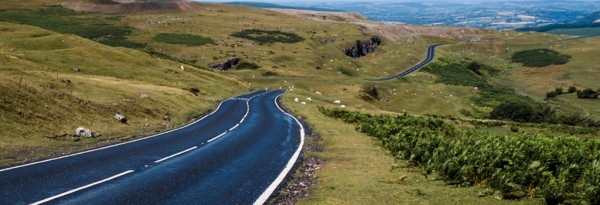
left=360, top=84, right=379, bottom=101
left=577, top=88, right=598, bottom=99
left=511, top=49, right=571, bottom=67
left=153, top=33, right=214, bottom=46
left=321, top=108, right=600, bottom=203
left=568, top=86, right=577, bottom=93
left=189, top=87, right=200, bottom=96
left=555, top=87, right=564, bottom=95
left=490, top=101, right=536, bottom=122
left=546, top=91, right=557, bottom=99
left=235, top=62, right=260, bottom=70
left=262, top=71, right=278, bottom=76
left=231, top=29, right=304, bottom=44
left=338, top=67, right=356, bottom=77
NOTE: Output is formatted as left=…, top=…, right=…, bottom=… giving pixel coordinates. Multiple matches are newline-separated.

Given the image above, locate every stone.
left=115, top=114, right=128, bottom=124
left=74, top=127, right=94, bottom=138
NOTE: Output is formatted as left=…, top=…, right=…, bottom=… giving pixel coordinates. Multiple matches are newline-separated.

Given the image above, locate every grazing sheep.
left=115, top=114, right=128, bottom=124
left=334, top=100, right=341, bottom=105
left=306, top=97, right=312, bottom=102
left=301, top=102, right=306, bottom=105
left=340, top=105, right=346, bottom=108
left=294, top=98, right=299, bottom=103
left=180, top=65, right=185, bottom=71
left=315, top=91, right=322, bottom=95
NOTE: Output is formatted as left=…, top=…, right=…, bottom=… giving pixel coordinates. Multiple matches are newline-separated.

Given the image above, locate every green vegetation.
left=338, top=67, right=357, bottom=77
left=547, top=27, right=600, bottom=37
left=360, top=84, right=379, bottom=101
left=511, top=49, right=571, bottom=67
left=230, top=29, right=304, bottom=44
left=577, top=88, right=599, bottom=99
left=153, top=33, right=215, bottom=46
left=0, top=7, right=144, bottom=48
left=490, top=101, right=554, bottom=123
left=235, top=62, right=260, bottom=70
left=322, top=108, right=600, bottom=204
left=422, top=60, right=533, bottom=107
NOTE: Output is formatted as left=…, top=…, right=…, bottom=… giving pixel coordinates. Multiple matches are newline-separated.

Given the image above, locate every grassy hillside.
left=0, top=21, right=247, bottom=167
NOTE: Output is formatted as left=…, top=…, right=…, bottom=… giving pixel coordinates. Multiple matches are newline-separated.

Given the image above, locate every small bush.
left=511, top=49, right=571, bottom=67
left=262, top=71, right=278, bottom=76
left=235, top=62, right=260, bottom=70
left=189, top=87, right=200, bottom=96
left=153, top=33, right=214, bottom=46
left=568, top=86, right=578, bottom=93
left=577, top=88, right=598, bottom=99
left=231, top=29, right=304, bottom=44
left=338, top=67, right=356, bottom=77
left=546, top=91, right=557, bottom=99
left=555, top=87, right=564, bottom=95
left=360, top=84, right=379, bottom=101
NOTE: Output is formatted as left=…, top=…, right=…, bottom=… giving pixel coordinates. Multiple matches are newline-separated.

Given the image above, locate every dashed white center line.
left=229, top=123, right=240, bottom=131
left=154, top=146, right=198, bottom=163
left=30, top=170, right=135, bottom=205
left=207, top=132, right=228, bottom=143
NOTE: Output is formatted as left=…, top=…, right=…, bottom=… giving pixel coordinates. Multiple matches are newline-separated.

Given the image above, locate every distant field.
left=546, top=27, right=600, bottom=37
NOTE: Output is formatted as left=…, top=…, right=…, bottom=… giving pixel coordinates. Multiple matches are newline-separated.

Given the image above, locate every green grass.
left=547, top=27, right=600, bottom=37
left=422, top=59, right=535, bottom=108
left=230, top=29, right=304, bottom=44
left=511, top=49, right=571, bottom=67
left=0, top=7, right=144, bottom=48
left=153, top=33, right=215, bottom=46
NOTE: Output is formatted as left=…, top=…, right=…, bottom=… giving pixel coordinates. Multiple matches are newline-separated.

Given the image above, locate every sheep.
left=306, top=97, right=312, bottom=102
left=315, top=91, right=322, bottom=95
left=333, top=100, right=341, bottom=105
left=180, top=65, right=185, bottom=71
left=294, top=98, right=299, bottom=103
left=301, top=102, right=306, bottom=105
left=340, top=105, right=346, bottom=108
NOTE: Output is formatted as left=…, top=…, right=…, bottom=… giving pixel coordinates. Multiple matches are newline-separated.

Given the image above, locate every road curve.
left=371, top=44, right=443, bottom=81
left=0, top=90, right=304, bottom=205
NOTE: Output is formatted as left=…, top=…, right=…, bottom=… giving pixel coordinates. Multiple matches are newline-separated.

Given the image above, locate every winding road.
left=371, top=44, right=443, bottom=81
left=0, top=90, right=304, bottom=205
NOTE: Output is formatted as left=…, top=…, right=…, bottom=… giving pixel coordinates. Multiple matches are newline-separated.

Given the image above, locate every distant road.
left=0, top=90, right=304, bottom=205
left=371, top=44, right=443, bottom=81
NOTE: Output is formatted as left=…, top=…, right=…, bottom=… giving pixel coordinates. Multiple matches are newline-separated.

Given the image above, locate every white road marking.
left=30, top=170, right=134, bottom=205
left=154, top=146, right=198, bottom=163
left=207, top=132, right=228, bottom=143
left=254, top=91, right=305, bottom=205
left=0, top=98, right=230, bottom=173
left=229, top=123, right=240, bottom=131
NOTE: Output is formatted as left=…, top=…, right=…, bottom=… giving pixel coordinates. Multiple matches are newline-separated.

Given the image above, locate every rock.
left=163, top=115, right=171, bottom=121
left=189, top=87, right=200, bottom=96
left=115, top=114, right=128, bottom=124
left=342, top=35, right=382, bottom=58
left=140, top=93, right=149, bottom=98
left=209, top=57, right=240, bottom=71
left=75, top=127, right=94, bottom=138
left=72, top=67, right=80, bottom=72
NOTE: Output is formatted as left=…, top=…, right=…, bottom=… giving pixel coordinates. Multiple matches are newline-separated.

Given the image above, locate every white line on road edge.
left=30, top=170, right=134, bottom=205
left=0, top=98, right=231, bottom=173
left=154, top=146, right=198, bottom=163
left=253, top=91, right=305, bottom=205
left=207, top=132, right=228, bottom=143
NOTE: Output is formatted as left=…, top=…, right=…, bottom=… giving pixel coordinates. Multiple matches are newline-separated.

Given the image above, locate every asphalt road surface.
left=0, top=90, right=304, bottom=205
left=372, top=44, right=443, bottom=81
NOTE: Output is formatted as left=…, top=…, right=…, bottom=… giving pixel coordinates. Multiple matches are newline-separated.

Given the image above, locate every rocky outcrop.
left=209, top=57, right=240, bottom=71
left=75, top=127, right=95, bottom=138
left=342, top=36, right=382, bottom=58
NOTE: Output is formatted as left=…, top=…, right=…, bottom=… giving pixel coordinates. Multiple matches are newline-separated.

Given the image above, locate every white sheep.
left=180, top=65, right=185, bottom=71
left=340, top=105, right=346, bottom=108
left=315, top=91, right=322, bottom=95
left=294, top=98, right=299, bottom=103
left=333, top=100, right=341, bottom=105
left=301, top=102, right=306, bottom=105
left=306, top=97, right=312, bottom=102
